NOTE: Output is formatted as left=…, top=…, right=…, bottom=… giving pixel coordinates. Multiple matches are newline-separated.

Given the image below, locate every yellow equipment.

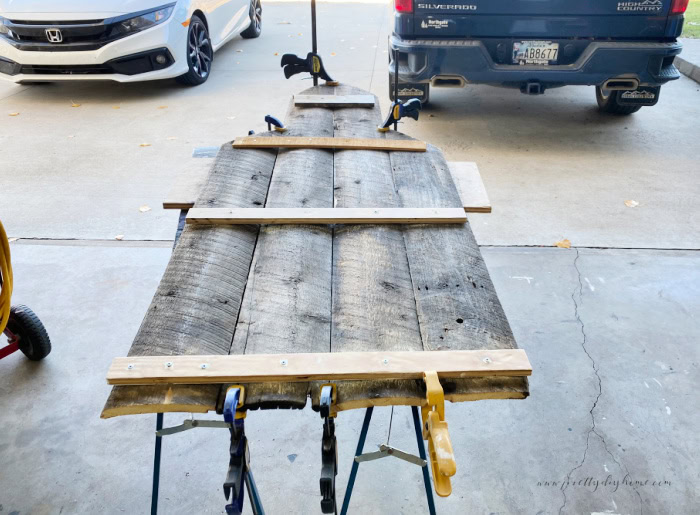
left=0, top=220, right=13, bottom=334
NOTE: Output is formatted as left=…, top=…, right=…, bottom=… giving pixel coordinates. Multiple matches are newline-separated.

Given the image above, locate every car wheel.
left=596, top=86, right=642, bottom=115
left=7, top=305, right=51, bottom=361
left=177, top=15, right=213, bottom=86
left=241, top=0, right=262, bottom=39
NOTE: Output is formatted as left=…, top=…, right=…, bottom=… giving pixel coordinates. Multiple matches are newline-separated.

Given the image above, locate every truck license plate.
left=513, top=41, right=559, bottom=65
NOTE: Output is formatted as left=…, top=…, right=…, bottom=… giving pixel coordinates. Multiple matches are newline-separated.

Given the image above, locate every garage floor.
left=1, top=3, right=698, bottom=514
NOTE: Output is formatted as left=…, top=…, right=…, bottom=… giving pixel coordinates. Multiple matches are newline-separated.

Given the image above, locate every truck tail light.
left=671, top=0, right=689, bottom=14
left=395, top=0, right=413, bottom=13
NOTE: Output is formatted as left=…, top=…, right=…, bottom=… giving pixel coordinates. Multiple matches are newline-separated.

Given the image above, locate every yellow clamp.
left=421, top=371, right=456, bottom=497
left=226, top=385, right=247, bottom=419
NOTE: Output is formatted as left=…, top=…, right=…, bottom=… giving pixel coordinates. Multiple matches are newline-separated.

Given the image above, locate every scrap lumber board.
left=103, top=84, right=528, bottom=418
left=233, top=136, right=427, bottom=152
left=108, top=349, right=532, bottom=385
left=185, top=207, right=467, bottom=225
left=448, top=161, right=492, bottom=213
left=294, top=94, right=375, bottom=107
left=163, top=161, right=492, bottom=212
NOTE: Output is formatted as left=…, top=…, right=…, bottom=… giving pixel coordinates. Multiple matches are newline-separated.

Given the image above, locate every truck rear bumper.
left=390, top=36, right=682, bottom=89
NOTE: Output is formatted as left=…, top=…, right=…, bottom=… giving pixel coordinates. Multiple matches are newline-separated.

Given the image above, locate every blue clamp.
left=265, top=115, right=287, bottom=133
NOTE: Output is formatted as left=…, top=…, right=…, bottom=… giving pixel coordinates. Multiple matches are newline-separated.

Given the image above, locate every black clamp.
left=281, top=52, right=338, bottom=86
left=222, top=387, right=264, bottom=515
left=319, top=385, right=338, bottom=514
left=378, top=99, right=422, bottom=132
left=264, top=114, right=286, bottom=133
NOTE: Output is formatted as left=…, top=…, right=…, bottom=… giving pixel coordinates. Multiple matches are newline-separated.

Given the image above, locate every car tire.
left=176, top=15, right=213, bottom=86
left=596, top=86, right=642, bottom=115
left=240, top=0, right=262, bottom=39
left=7, top=305, right=51, bottom=361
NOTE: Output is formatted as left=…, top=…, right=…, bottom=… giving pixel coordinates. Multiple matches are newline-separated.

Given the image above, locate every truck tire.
left=240, top=0, right=262, bottom=39
left=596, top=86, right=642, bottom=115
left=7, top=305, right=51, bottom=361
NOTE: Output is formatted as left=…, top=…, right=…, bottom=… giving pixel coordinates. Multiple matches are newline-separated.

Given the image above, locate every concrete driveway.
left=1, top=3, right=698, bottom=514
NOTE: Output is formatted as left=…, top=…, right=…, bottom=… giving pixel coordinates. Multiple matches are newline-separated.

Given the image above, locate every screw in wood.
left=482, top=357, right=492, bottom=364
left=165, top=362, right=173, bottom=368
left=200, top=364, right=208, bottom=369
left=280, top=359, right=288, bottom=366
left=127, top=364, right=134, bottom=370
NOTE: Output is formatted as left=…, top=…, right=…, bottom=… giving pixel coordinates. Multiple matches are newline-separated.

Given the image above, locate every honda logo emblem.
left=45, top=28, right=63, bottom=43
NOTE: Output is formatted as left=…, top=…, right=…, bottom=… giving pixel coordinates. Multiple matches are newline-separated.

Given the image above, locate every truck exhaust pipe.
left=431, top=76, right=466, bottom=88
left=602, top=78, right=639, bottom=91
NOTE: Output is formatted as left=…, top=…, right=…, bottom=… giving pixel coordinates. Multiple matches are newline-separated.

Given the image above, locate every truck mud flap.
left=617, top=86, right=660, bottom=107
left=390, top=81, right=430, bottom=104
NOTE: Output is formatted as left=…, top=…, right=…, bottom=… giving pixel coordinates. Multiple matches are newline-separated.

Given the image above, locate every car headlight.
left=113, top=4, right=175, bottom=37
left=0, top=16, right=10, bottom=35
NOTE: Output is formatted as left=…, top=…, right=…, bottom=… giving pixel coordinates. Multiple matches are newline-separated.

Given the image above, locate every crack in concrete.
left=559, top=248, right=644, bottom=515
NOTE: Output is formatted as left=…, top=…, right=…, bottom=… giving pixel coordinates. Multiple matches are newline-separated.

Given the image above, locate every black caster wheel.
left=7, top=305, right=51, bottom=361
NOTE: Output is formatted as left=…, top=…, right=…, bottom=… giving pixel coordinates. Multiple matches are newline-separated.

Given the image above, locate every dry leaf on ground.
left=236, top=49, right=243, bottom=53
left=8, top=113, right=19, bottom=116
left=139, top=205, right=151, bottom=213
left=273, top=52, right=279, bottom=56
left=278, top=21, right=291, bottom=24
left=115, top=235, right=125, bottom=241
left=555, top=239, right=572, bottom=249
left=158, top=106, right=168, bottom=109
left=624, top=200, right=640, bottom=208
left=113, top=106, right=121, bottom=109
left=71, top=103, right=81, bottom=108
left=139, top=143, right=151, bottom=147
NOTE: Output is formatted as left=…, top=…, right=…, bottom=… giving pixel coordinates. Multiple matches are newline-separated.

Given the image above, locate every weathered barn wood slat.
left=102, top=143, right=279, bottom=418
left=387, top=134, right=529, bottom=401
left=317, top=85, right=426, bottom=409
left=103, top=84, right=528, bottom=418
left=229, top=87, right=336, bottom=410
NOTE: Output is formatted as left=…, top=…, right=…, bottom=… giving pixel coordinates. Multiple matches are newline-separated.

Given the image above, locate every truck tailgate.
left=413, top=0, right=672, bottom=39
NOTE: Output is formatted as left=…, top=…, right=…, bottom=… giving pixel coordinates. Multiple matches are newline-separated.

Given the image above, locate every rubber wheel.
left=240, top=0, right=262, bottom=39
left=7, top=305, right=51, bottom=361
left=596, top=86, right=642, bottom=115
left=176, top=15, right=213, bottom=86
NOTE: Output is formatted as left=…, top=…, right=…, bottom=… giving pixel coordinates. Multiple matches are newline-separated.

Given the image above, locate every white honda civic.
left=0, top=0, right=262, bottom=85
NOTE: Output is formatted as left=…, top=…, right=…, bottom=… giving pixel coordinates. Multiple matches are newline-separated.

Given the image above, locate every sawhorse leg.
left=151, top=413, right=164, bottom=515
left=412, top=406, right=437, bottom=515
left=340, top=407, right=436, bottom=515
left=151, top=210, right=185, bottom=515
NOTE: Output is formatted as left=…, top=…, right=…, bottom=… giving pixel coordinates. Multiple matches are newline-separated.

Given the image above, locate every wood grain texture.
left=233, top=136, right=426, bottom=152
left=447, top=161, right=492, bottom=213
left=185, top=207, right=466, bottom=225
left=294, top=94, right=375, bottom=107
left=108, top=350, right=532, bottom=385
left=323, top=85, right=425, bottom=411
left=388, top=134, right=529, bottom=400
left=102, top=141, right=278, bottom=419
left=229, top=86, right=336, bottom=411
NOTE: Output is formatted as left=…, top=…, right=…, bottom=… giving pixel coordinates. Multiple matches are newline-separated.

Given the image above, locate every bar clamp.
left=319, top=384, right=338, bottom=513
left=421, top=371, right=457, bottom=497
